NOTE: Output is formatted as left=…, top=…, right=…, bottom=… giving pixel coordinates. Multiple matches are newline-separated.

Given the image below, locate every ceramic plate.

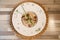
left=12, top=2, right=47, bottom=36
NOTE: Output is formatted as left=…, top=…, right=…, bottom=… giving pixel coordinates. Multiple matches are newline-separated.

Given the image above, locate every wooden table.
left=0, top=0, right=60, bottom=40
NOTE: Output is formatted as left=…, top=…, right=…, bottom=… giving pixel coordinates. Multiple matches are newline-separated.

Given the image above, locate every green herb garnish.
left=35, top=28, right=40, bottom=32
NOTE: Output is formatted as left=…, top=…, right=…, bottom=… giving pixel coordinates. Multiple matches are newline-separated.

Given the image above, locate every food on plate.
left=21, top=12, right=38, bottom=27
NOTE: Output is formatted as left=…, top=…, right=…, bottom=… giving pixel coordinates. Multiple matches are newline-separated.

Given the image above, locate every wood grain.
left=0, top=4, right=60, bottom=12
left=55, top=0, right=60, bottom=4
left=0, top=0, right=54, bottom=5
left=0, top=11, right=60, bottom=40
left=43, top=5, right=60, bottom=11
left=0, top=0, right=60, bottom=40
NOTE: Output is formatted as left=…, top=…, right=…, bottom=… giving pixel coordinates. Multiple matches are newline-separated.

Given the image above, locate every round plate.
left=10, top=1, right=48, bottom=37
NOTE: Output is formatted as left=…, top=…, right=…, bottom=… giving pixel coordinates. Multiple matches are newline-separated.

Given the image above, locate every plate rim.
left=10, top=1, right=48, bottom=39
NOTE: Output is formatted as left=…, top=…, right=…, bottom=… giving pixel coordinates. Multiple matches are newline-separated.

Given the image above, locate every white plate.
left=12, top=2, right=47, bottom=36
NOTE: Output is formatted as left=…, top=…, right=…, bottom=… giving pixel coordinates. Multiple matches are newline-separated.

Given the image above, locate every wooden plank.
left=0, top=31, right=60, bottom=36
left=0, top=28, right=60, bottom=39
left=0, top=0, right=54, bottom=5
left=0, top=32, right=59, bottom=39
left=0, top=11, right=10, bottom=15
left=48, top=23, right=60, bottom=28
left=34, top=39, right=59, bottom=40
left=48, top=11, right=60, bottom=14
left=0, top=20, right=9, bottom=25
left=0, top=8, right=13, bottom=11
left=46, top=27, right=60, bottom=31
left=22, top=39, right=60, bottom=40
left=0, top=20, right=12, bottom=31
left=0, top=5, right=60, bottom=12
left=0, top=25, right=12, bottom=31
left=0, top=35, right=18, bottom=39
left=38, top=35, right=58, bottom=39
left=32, top=0, right=54, bottom=5
left=55, top=0, right=60, bottom=4
left=0, top=4, right=15, bottom=8
left=0, top=15, right=10, bottom=20
left=0, top=0, right=21, bottom=4
left=0, top=31, right=14, bottom=35
left=43, top=31, right=60, bottom=35
left=48, top=13, right=60, bottom=20
left=0, top=39, right=59, bottom=40
left=43, top=5, right=60, bottom=11
left=0, top=39, right=13, bottom=40
left=59, top=35, right=60, bottom=39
